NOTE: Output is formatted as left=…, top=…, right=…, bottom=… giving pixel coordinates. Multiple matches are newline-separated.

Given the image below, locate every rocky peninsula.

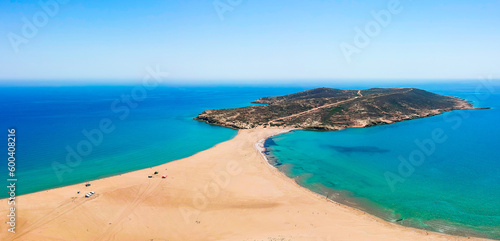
left=195, top=87, right=484, bottom=130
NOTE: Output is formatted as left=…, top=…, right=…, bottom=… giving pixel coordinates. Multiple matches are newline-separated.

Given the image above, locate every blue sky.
left=0, top=0, right=499, bottom=82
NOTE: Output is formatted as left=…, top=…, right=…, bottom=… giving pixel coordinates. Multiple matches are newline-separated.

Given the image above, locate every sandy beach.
left=0, top=128, right=490, bottom=241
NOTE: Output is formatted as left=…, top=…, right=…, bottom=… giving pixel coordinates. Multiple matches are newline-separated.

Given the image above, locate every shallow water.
left=265, top=83, right=500, bottom=239
left=0, top=85, right=307, bottom=197
left=2, top=82, right=498, bottom=239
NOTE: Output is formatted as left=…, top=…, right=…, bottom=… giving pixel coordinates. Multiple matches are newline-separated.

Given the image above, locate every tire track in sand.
left=96, top=179, right=161, bottom=241
left=11, top=194, right=98, bottom=241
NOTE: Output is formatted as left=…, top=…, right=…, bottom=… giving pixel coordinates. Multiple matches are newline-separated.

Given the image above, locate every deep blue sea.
left=0, top=85, right=307, bottom=198
left=1, top=82, right=498, bottom=239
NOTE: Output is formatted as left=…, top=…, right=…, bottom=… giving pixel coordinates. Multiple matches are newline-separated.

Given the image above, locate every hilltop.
left=195, top=88, right=483, bottom=130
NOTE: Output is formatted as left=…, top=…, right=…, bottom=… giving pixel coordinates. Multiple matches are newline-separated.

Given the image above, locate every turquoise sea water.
left=264, top=83, right=500, bottom=239
left=1, top=82, right=498, bottom=239
left=0, top=86, right=307, bottom=198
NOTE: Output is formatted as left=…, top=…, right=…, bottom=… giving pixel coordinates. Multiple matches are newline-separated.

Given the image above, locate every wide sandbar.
left=0, top=128, right=490, bottom=240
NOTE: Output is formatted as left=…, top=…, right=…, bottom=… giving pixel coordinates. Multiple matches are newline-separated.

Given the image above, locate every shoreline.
left=255, top=130, right=495, bottom=240
left=0, top=127, right=491, bottom=241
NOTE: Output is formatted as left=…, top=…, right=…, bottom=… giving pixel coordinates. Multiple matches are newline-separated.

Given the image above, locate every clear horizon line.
left=1, top=79, right=499, bottom=88
left=0, top=77, right=498, bottom=82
